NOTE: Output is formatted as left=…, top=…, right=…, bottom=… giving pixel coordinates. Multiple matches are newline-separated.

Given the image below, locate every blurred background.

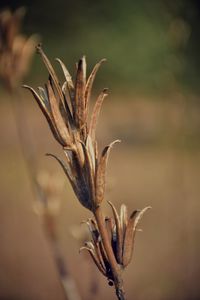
left=0, top=0, right=200, bottom=299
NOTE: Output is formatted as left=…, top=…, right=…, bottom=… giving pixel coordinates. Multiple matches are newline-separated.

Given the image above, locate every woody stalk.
left=24, top=44, right=150, bottom=300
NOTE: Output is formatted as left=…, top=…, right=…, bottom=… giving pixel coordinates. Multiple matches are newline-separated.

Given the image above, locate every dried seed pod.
left=85, top=58, right=106, bottom=115
left=122, top=207, right=151, bottom=267
left=89, top=88, right=108, bottom=143
left=75, top=56, right=86, bottom=129
left=95, top=140, right=120, bottom=207
left=24, top=45, right=116, bottom=212
left=108, top=201, right=123, bottom=264
left=46, top=79, right=72, bottom=147
left=107, top=201, right=151, bottom=268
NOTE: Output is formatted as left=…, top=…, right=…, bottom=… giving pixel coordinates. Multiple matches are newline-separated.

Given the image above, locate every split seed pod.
left=80, top=204, right=151, bottom=281
left=24, top=45, right=119, bottom=211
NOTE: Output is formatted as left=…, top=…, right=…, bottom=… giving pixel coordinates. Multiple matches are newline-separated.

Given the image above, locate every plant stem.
left=44, top=214, right=82, bottom=300
left=9, top=90, right=40, bottom=196
left=94, top=206, right=126, bottom=300
left=9, top=89, right=82, bottom=300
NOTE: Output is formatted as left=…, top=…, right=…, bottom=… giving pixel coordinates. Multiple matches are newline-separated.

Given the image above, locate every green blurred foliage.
left=1, top=0, right=200, bottom=95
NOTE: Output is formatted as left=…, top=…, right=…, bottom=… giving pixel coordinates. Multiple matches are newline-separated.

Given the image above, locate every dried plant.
left=24, top=44, right=150, bottom=300
left=0, top=6, right=39, bottom=187
left=0, top=8, right=81, bottom=300
left=0, top=7, right=38, bottom=186
left=0, top=7, right=37, bottom=91
left=35, top=170, right=82, bottom=300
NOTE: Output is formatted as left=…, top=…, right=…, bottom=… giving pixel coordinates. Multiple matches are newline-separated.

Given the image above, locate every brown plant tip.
left=0, top=7, right=38, bottom=91
left=24, top=45, right=115, bottom=211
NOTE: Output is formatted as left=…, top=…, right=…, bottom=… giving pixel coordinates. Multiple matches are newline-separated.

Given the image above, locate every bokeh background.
left=0, top=0, right=200, bottom=299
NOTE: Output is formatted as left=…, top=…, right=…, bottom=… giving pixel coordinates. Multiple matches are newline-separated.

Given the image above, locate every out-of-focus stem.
left=44, top=214, right=82, bottom=300
left=9, top=89, right=82, bottom=300
left=53, top=241, right=82, bottom=300
left=9, top=90, right=40, bottom=196
left=94, top=206, right=126, bottom=300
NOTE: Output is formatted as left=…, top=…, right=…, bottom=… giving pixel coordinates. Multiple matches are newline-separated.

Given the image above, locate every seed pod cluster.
left=24, top=45, right=119, bottom=211
left=80, top=203, right=151, bottom=282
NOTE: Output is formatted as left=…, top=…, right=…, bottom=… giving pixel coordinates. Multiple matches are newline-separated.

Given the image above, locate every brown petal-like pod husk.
left=38, top=86, right=50, bottom=110
left=86, top=135, right=96, bottom=173
left=122, top=206, right=151, bottom=267
left=72, top=137, right=85, bottom=168
left=56, top=58, right=75, bottom=117
left=105, top=217, right=115, bottom=244
left=23, top=85, right=64, bottom=146
left=46, top=79, right=72, bottom=147
left=23, top=85, right=50, bottom=116
left=133, top=206, right=151, bottom=232
left=56, top=58, right=74, bottom=92
left=94, top=140, right=98, bottom=170
left=46, top=153, right=92, bottom=211
left=98, top=239, right=110, bottom=272
left=107, top=201, right=123, bottom=264
left=120, top=204, right=128, bottom=239
left=36, top=45, right=65, bottom=108
left=79, top=245, right=107, bottom=276
left=85, top=221, right=106, bottom=271
left=95, top=140, right=120, bottom=206
left=48, top=74, right=73, bottom=129
left=122, top=210, right=138, bottom=268
left=89, top=89, right=108, bottom=143
left=74, top=56, right=86, bottom=129
left=81, top=142, right=95, bottom=209
left=84, top=58, right=106, bottom=116
left=61, top=81, right=75, bottom=128
left=85, top=218, right=99, bottom=243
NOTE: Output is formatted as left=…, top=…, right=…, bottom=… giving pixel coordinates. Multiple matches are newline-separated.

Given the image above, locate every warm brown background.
left=0, top=91, right=200, bottom=300
left=1, top=0, right=200, bottom=299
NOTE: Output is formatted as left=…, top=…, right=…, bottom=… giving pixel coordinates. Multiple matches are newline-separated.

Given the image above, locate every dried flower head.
left=24, top=45, right=119, bottom=212
left=80, top=203, right=151, bottom=283
left=0, top=7, right=38, bottom=90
